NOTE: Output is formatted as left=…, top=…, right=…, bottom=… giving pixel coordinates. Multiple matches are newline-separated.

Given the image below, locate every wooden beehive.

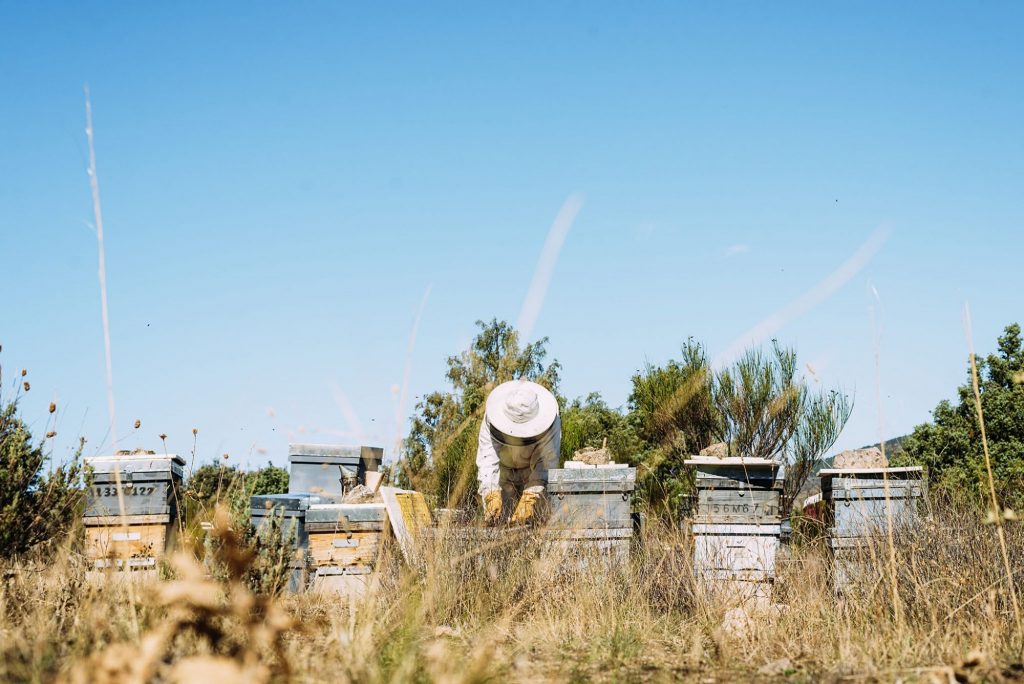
left=304, top=503, right=389, bottom=596
left=250, top=492, right=332, bottom=592
left=83, top=452, right=185, bottom=570
left=820, top=467, right=924, bottom=536
left=686, top=457, right=783, bottom=603
left=820, top=466, right=925, bottom=591
left=546, top=465, right=636, bottom=566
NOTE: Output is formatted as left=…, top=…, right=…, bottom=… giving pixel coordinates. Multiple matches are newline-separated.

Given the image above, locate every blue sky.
left=2, top=2, right=1021, bottom=468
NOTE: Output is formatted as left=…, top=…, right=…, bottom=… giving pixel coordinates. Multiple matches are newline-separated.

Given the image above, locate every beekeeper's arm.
left=524, top=415, right=561, bottom=493
left=476, top=419, right=504, bottom=523
left=476, top=419, right=501, bottom=496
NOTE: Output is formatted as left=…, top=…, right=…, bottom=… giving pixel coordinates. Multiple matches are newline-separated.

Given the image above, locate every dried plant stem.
left=964, top=304, right=1022, bottom=642
left=84, top=85, right=116, bottom=447
left=870, top=289, right=903, bottom=627
left=85, top=85, right=139, bottom=637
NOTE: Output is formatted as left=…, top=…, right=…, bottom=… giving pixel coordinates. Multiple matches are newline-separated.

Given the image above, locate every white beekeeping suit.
left=476, top=380, right=561, bottom=525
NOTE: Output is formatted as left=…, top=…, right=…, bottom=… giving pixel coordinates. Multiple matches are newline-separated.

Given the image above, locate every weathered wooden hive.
left=304, top=503, right=389, bottom=595
left=287, top=443, right=383, bottom=496
left=820, top=466, right=925, bottom=590
left=546, top=465, right=636, bottom=566
left=686, top=457, right=783, bottom=603
left=250, top=492, right=331, bottom=592
left=83, top=452, right=185, bottom=570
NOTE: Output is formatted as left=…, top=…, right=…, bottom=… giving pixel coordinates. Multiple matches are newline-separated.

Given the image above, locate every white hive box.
left=820, top=466, right=925, bottom=591
left=546, top=465, right=636, bottom=567
left=686, top=457, right=784, bottom=604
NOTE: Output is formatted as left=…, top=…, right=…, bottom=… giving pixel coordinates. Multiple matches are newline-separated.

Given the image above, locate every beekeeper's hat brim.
left=485, top=380, right=559, bottom=439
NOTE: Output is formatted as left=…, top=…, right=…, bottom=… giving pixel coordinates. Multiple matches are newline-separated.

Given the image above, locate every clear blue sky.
left=2, top=2, right=1021, bottom=469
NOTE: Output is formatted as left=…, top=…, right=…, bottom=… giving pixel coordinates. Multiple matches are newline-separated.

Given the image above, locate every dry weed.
left=1, top=500, right=1023, bottom=682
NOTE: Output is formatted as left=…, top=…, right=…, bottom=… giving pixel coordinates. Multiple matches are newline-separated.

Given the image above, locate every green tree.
left=400, top=319, right=560, bottom=509
left=185, top=462, right=241, bottom=507
left=0, top=372, right=85, bottom=558
left=559, top=393, right=634, bottom=463
left=185, top=461, right=290, bottom=527
left=623, top=339, right=850, bottom=518
left=248, top=462, right=289, bottom=496
left=896, top=323, right=1024, bottom=507
left=625, top=339, right=720, bottom=517
left=714, top=341, right=851, bottom=512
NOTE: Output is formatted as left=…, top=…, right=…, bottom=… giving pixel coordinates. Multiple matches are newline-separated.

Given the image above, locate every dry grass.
left=1, top=500, right=1022, bottom=683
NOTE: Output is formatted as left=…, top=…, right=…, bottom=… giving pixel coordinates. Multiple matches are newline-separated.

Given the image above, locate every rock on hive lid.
left=485, top=380, right=558, bottom=440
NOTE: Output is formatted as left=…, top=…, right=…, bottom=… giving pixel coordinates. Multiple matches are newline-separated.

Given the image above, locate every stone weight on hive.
left=83, top=452, right=186, bottom=570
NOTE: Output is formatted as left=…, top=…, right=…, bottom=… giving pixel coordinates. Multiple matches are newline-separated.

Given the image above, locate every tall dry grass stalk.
left=870, top=285, right=904, bottom=629
left=84, top=86, right=141, bottom=638
left=964, top=304, right=1023, bottom=645
left=83, top=85, right=116, bottom=449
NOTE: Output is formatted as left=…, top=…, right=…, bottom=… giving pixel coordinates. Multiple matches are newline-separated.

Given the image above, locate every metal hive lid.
left=85, top=453, right=185, bottom=478
left=288, top=444, right=383, bottom=462
left=304, top=503, right=387, bottom=524
left=819, top=466, right=924, bottom=479
left=249, top=492, right=333, bottom=512
left=547, top=466, right=636, bottom=492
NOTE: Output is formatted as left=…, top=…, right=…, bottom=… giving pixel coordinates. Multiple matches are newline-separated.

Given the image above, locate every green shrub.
left=0, top=368, right=85, bottom=558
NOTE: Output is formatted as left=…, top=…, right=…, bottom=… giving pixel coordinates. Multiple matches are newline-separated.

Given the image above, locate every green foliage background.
left=401, top=322, right=850, bottom=520
left=399, top=319, right=560, bottom=509
left=0, top=367, right=85, bottom=559
left=896, top=323, right=1024, bottom=508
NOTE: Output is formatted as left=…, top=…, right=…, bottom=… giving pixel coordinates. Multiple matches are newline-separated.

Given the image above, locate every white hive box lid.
left=86, top=452, right=186, bottom=464
left=563, top=460, right=628, bottom=469
left=684, top=456, right=779, bottom=467
left=819, top=465, right=923, bottom=477
left=85, top=452, right=186, bottom=480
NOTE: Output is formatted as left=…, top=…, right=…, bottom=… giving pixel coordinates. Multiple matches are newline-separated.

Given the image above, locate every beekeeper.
left=476, top=380, right=561, bottom=526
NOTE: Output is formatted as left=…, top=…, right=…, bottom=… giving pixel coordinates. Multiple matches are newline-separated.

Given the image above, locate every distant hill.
left=859, top=435, right=908, bottom=456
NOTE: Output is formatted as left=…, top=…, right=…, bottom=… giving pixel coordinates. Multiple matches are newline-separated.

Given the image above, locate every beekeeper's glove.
left=509, top=489, right=544, bottom=526
left=482, top=489, right=503, bottom=525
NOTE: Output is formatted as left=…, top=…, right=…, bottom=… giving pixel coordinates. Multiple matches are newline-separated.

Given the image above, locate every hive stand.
left=83, top=453, right=186, bottom=571
left=819, top=466, right=925, bottom=591
left=686, top=457, right=783, bottom=606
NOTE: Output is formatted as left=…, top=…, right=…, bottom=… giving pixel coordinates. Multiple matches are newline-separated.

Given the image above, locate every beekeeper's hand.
left=482, top=489, right=503, bottom=525
left=509, top=489, right=543, bottom=526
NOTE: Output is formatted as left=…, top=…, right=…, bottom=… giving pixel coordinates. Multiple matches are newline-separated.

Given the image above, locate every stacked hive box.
left=686, top=457, right=783, bottom=604
left=305, top=503, right=389, bottom=595
left=250, top=493, right=331, bottom=592
left=546, top=465, right=636, bottom=567
left=83, top=452, right=185, bottom=570
left=288, top=443, right=383, bottom=497
left=249, top=443, right=385, bottom=593
left=820, top=466, right=924, bottom=590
